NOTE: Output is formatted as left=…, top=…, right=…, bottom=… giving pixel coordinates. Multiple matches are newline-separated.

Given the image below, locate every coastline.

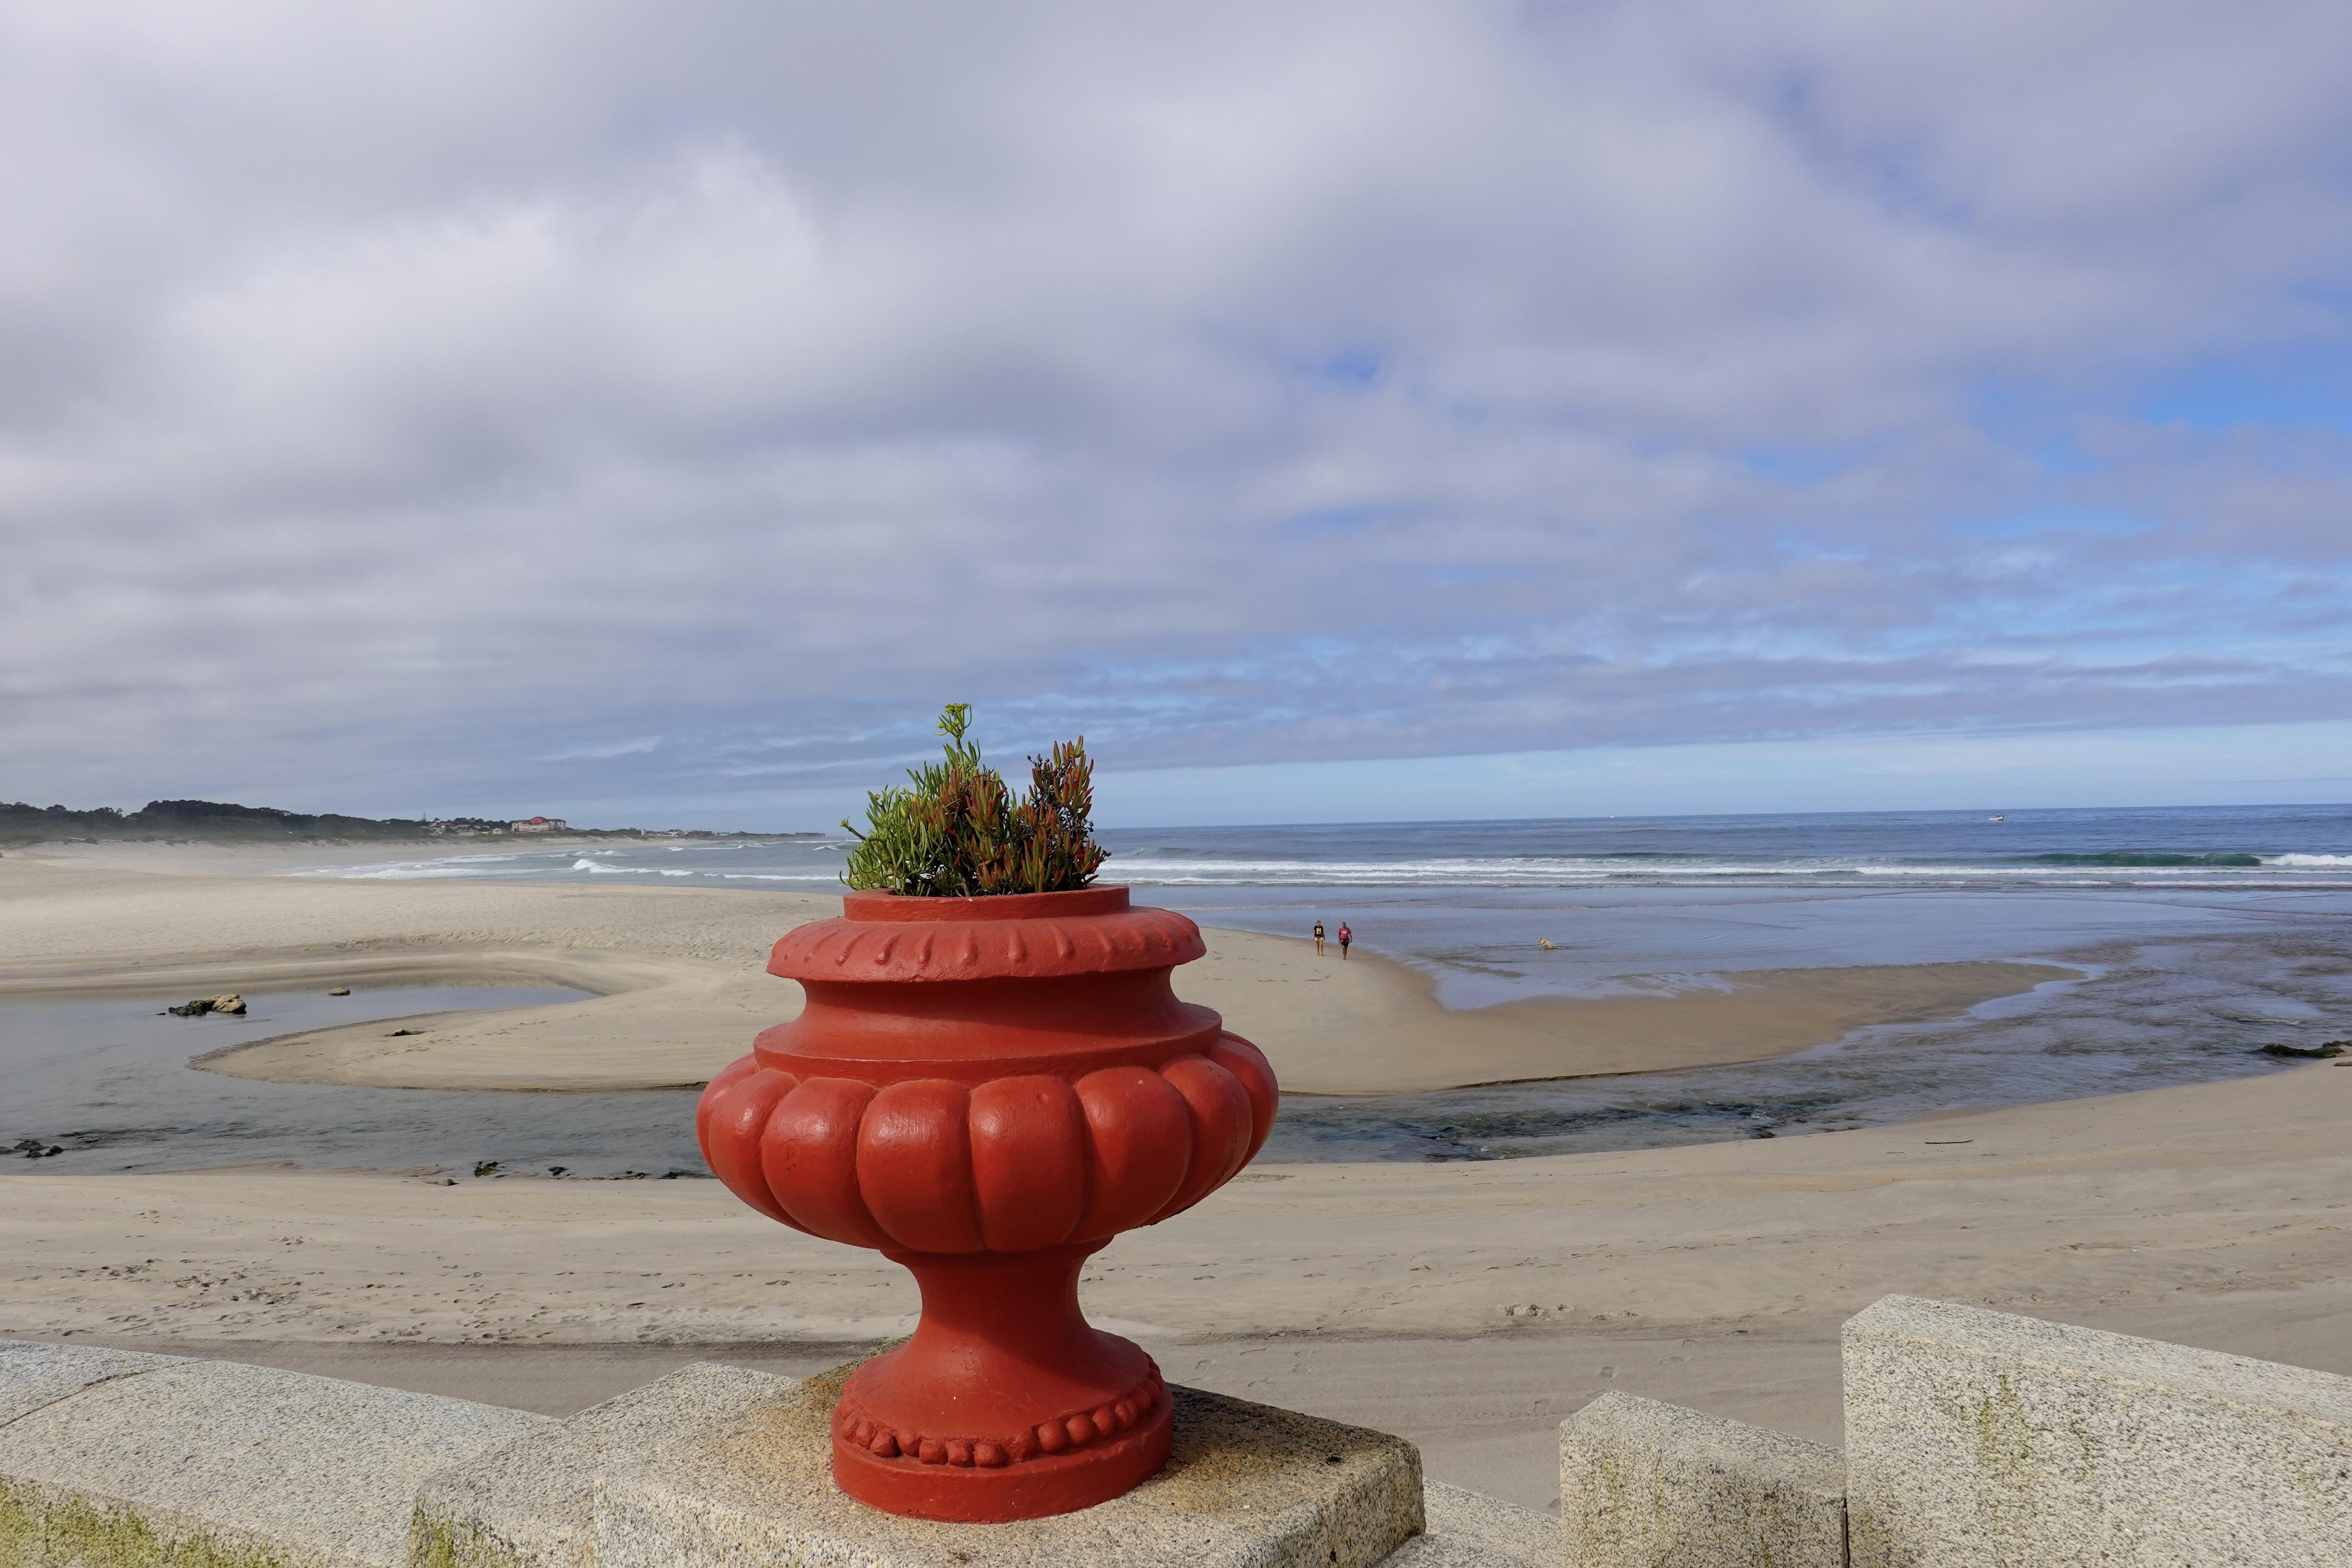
left=3, top=839, right=2347, bottom=1508
left=0, top=844, right=2068, bottom=1095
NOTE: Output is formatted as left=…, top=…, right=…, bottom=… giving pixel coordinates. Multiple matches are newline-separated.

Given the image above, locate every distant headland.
left=0, top=798, right=809, bottom=846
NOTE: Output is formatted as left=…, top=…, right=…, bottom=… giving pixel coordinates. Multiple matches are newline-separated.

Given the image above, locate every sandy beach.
left=3, top=842, right=2346, bottom=1509
left=6, top=1059, right=2348, bottom=1506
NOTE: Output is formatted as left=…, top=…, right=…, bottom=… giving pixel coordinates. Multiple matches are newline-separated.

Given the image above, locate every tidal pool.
left=0, top=986, right=712, bottom=1179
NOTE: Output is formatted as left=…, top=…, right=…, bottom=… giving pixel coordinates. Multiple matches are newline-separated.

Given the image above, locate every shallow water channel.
left=1263, top=927, right=2345, bottom=1160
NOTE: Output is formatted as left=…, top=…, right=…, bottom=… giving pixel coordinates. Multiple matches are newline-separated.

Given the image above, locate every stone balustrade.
left=6, top=1295, right=2348, bottom=1567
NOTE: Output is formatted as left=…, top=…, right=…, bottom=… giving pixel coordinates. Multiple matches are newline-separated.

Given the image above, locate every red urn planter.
left=694, top=885, right=1278, bottom=1522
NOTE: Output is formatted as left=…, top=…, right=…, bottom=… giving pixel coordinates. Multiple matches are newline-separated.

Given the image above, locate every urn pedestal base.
left=831, top=1243, right=1174, bottom=1521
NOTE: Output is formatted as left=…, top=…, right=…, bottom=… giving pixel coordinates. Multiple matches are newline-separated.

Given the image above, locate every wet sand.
left=0, top=847, right=2067, bottom=1093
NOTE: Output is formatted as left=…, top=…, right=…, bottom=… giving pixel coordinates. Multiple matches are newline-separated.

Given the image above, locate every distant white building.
left=510, top=816, right=568, bottom=833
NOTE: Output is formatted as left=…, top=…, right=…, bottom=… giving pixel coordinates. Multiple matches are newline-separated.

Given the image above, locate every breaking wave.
left=2021, top=851, right=2265, bottom=867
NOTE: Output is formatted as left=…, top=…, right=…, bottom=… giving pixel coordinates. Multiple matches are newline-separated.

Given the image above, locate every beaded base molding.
left=833, top=1375, right=1176, bottom=1521
left=834, top=1364, right=1167, bottom=1468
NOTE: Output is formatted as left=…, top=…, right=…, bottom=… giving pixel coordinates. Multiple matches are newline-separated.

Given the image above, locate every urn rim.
left=842, top=885, right=1131, bottom=922
left=769, top=884, right=1203, bottom=984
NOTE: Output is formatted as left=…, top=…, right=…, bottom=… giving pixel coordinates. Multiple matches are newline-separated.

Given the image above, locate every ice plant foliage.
left=840, top=705, right=1108, bottom=896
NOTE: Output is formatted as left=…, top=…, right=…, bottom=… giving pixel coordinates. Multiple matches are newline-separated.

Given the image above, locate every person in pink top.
left=1336, top=922, right=1351, bottom=959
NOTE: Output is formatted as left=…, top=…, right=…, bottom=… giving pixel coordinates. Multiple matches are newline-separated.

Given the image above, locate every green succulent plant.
left=839, top=704, right=1109, bottom=895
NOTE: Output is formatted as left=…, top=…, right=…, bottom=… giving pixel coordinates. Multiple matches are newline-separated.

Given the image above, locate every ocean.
left=312, top=803, right=2352, bottom=1004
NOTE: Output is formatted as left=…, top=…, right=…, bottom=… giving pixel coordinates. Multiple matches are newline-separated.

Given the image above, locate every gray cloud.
left=3, top=0, right=2349, bottom=822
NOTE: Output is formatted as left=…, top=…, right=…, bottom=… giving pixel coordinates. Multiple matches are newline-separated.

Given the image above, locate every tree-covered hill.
left=6, top=799, right=490, bottom=844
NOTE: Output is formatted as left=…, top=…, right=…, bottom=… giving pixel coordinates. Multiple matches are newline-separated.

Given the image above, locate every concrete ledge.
left=0, top=1341, right=551, bottom=1568
left=584, top=1359, right=1424, bottom=1568
left=1559, top=1391, right=1845, bottom=1568
left=1844, top=1294, right=2352, bottom=1567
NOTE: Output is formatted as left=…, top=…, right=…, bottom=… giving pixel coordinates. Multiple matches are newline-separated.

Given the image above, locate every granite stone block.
left=1559, top=1391, right=1845, bottom=1568
left=411, top=1362, right=780, bottom=1568
left=1375, top=1481, right=1555, bottom=1566
left=0, top=1338, right=186, bottom=1427
left=589, top=1358, right=1425, bottom=1568
left=1376, top=1538, right=1541, bottom=1568
left=0, top=1345, right=550, bottom=1568
left=1844, top=1293, right=2352, bottom=1567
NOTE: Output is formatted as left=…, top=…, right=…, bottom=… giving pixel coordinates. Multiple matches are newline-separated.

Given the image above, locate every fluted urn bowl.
left=695, top=885, right=1277, bottom=1521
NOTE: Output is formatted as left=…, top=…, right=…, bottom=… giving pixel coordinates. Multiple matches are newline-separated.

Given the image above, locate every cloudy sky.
left=6, top=1, right=2349, bottom=827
